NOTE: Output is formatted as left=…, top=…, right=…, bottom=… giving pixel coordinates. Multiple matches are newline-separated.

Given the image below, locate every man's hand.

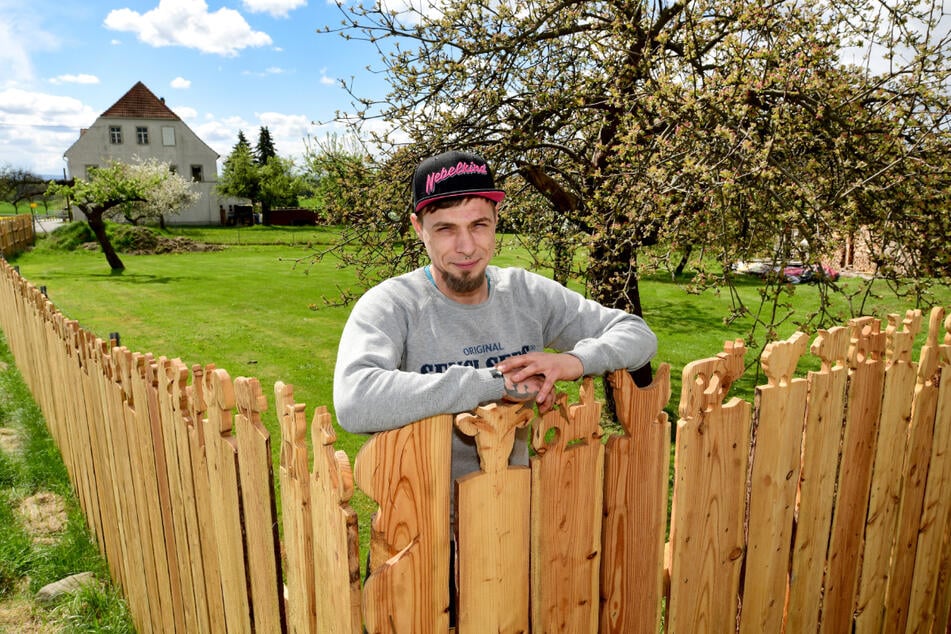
left=496, top=352, right=584, bottom=413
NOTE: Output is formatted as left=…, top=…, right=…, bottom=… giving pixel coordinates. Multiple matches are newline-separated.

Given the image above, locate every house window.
left=190, top=165, right=203, bottom=182
left=136, top=126, right=149, bottom=145
left=109, top=126, right=122, bottom=144
left=162, top=126, right=176, bottom=146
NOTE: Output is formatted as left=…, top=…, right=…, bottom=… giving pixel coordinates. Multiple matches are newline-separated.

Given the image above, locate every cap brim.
left=415, top=190, right=505, bottom=213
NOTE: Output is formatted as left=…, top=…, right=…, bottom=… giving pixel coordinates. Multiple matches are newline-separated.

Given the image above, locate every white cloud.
left=376, top=0, right=447, bottom=26
left=170, top=77, right=191, bottom=89
left=104, top=0, right=272, bottom=57
left=171, top=105, right=198, bottom=120
left=242, top=67, right=289, bottom=77
left=0, top=4, right=62, bottom=86
left=193, top=115, right=252, bottom=160
left=0, top=88, right=99, bottom=174
left=242, top=0, right=307, bottom=19
left=48, top=74, right=100, bottom=85
left=0, top=88, right=97, bottom=129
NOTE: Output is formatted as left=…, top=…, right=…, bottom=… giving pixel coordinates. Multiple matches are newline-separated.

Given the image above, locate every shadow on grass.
left=30, top=270, right=193, bottom=285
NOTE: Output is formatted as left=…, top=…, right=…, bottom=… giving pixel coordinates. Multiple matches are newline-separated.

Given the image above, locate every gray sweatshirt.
left=333, top=265, right=657, bottom=484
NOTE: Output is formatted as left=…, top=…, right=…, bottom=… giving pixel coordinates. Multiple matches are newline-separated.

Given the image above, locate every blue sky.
left=0, top=0, right=395, bottom=177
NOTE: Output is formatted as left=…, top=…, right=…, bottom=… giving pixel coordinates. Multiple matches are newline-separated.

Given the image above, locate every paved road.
left=32, top=216, right=67, bottom=235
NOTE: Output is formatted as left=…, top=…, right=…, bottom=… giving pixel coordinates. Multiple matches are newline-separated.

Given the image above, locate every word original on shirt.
left=418, top=344, right=535, bottom=374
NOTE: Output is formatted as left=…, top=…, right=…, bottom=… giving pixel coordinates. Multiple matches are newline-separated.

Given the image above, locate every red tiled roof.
left=100, top=81, right=180, bottom=120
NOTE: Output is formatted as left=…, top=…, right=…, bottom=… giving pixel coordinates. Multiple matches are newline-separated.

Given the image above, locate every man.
left=333, top=148, right=657, bottom=486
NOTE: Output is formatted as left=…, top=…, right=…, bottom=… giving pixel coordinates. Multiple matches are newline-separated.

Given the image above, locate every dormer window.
left=109, top=126, right=122, bottom=144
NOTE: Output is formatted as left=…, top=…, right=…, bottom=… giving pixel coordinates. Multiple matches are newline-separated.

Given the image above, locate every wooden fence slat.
left=105, top=347, right=155, bottom=631
left=354, top=414, right=451, bottom=634
left=905, top=310, right=951, bottom=632
left=154, top=356, right=200, bottom=634
left=853, top=311, right=921, bottom=632
left=787, top=326, right=850, bottom=633
left=668, top=340, right=750, bottom=634
left=600, top=364, right=671, bottom=634
left=70, top=324, right=109, bottom=558
left=881, top=307, right=944, bottom=630
left=820, top=316, right=887, bottom=634
left=202, top=367, right=253, bottom=634
left=126, top=354, right=176, bottom=634
left=185, top=365, right=228, bottom=634
left=161, top=357, right=213, bottom=634
left=276, top=382, right=318, bottom=634
left=308, top=404, right=362, bottom=634
left=739, top=332, right=809, bottom=634
left=455, top=402, right=533, bottom=632
left=530, top=379, right=604, bottom=633
left=80, top=334, right=125, bottom=593
left=234, top=377, right=286, bottom=634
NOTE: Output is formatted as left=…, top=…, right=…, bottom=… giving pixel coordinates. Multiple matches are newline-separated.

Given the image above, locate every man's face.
left=411, top=196, right=498, bottom=304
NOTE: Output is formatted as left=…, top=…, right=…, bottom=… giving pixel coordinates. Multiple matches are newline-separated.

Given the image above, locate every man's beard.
left=438, top=266, right=484, bottom=295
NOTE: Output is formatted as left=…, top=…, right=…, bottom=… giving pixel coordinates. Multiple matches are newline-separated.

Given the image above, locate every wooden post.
left=905, top=310, right=951, bottom=632
left=355, top=415, right=451, bottom=633
left=308, top=404, right=362, bottom=633
left=740, top=332, right=809, bottom=634
left=202, top=367, right=253, bottom=634
left=455, top=401, right=533, bottom=633
left=600, top=364, right=671, bottom=634
left=275, top=382, right=318, bottom=633
left=820, top=317, right=887, bottom=634
left=668, top=340, right=750, bottom=634
left=854, top=310, right=921, bottom=632
left=786, top=326, right=849, bottom=633
left=234, top=377, right=286, bottom=633
left=530, top=378, right=605, bottom=632
left=881, top=307, right=944, bottom=630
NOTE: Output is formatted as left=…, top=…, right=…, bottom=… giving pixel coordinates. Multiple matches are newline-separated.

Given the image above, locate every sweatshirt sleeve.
left=333, top=285, right=505, bottom=434
left=525, top=272, right=658, bottom=376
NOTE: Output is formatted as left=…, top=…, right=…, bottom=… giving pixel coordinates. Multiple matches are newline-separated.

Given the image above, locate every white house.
left=64, top=82, right=225, bottom=225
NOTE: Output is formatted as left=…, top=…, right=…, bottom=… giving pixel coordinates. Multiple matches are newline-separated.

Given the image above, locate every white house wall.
left=65, top=117, right=221, bottom=225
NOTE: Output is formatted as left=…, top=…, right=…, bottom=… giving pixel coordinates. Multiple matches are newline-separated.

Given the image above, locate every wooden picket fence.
left=1, top=255, right=950, bottom=633
left=0, top=214, right=34, bottom=257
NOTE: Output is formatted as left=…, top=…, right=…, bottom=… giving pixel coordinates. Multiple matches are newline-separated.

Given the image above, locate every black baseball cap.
left=412, top=150, right=506, bottom=213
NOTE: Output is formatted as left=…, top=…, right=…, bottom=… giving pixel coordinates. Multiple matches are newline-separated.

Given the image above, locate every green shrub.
left=39, top=223, right=95, bottom=251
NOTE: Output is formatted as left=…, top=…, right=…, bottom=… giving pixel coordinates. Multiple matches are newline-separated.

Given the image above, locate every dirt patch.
left=0, top=594, right=55, bottom=633
left=17, top=492, right=67, bottom=545
left=0, top=428, right=20, bottom=455
left=82, top=225, right=223, bottom=255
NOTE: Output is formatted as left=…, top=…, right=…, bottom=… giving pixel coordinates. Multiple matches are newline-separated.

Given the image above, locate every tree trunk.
left=674, top=244, right=693, bottom=277
left=85, top=210, right=125, bottom=271
left=588, top=232, right=653, bottom=388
